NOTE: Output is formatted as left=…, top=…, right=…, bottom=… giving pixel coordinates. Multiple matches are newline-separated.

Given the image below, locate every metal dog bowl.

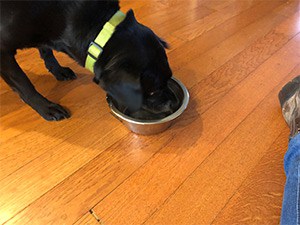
left=107, top=77, right=189, bottom=135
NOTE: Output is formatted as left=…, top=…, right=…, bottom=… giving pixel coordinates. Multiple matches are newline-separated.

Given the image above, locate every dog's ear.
left=157, top=37, right=169, bottom=49
left=94, top=58, right=142, bottom=112
left=126, top=9, right=137, bottom=22
left=106, top=69, right=143, bottom=112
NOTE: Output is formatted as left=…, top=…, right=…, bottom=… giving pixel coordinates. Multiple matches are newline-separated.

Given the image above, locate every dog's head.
left=93, top=10, right=172, bottom=112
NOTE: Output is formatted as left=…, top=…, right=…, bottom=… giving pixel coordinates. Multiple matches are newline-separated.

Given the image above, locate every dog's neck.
left=57, top=1, right=120, bottom=66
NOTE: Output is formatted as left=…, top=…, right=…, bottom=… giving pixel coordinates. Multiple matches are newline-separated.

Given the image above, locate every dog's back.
left=0, top=1, right=70, bottom=51
left=0, top=1, right=120, bottom=52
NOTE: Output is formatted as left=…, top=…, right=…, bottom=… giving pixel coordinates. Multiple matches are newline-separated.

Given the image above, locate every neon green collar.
left=85, top=10, right=126, bottom=73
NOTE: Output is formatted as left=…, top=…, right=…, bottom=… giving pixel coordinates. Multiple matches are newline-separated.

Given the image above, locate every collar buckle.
left=87, top=41, right=103, bottom=60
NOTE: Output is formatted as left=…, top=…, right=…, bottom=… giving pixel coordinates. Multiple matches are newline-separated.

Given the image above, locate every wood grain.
left=168, top=0, right=294, bottom=71
left=1, top=1, right=299, bottom=224
left=140, top=5, right=215, bottom=37
left=212, top=130, right=289, bottom=225
left=188, top=11, right=300, bottom=114
left=74, top=212, right=101, bottom=225
left=172, top=0, right=266, bottom=41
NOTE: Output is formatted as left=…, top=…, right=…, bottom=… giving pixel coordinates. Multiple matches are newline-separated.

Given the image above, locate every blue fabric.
left=281, top=134, right=300, bottom=225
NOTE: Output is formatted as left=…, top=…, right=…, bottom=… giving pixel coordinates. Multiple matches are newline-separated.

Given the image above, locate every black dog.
left=0, top=1, right=172, bottom=121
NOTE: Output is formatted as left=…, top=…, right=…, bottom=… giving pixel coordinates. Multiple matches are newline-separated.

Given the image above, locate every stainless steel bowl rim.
left=108, top=77, right=190, bottom=125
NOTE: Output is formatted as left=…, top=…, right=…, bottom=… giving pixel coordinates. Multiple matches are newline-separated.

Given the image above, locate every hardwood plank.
left=273, top=0, right=300, bottom=17
left=174, top=12, right=291, bottom=89
left=124, top=1, right=169, bottom=18
left=172, top=0, right=281, bottom=41
left=212, top=130, right=289, bottom=224
left=0, top=115, right=128, bottom=224
left=0, top=82, right=110, bottom=176
left=139, top=3, right=215, bottom=37
left=164, top=34, right=185, bottom=53
left=159, top=0, right=201, bottom=7
left=123, top=0, right=190, bottom=50
left=203, top=0, right=241, bottom=11
left=0, top=111, right=127, bottom=180
left=168, top=0, right=291, bottom=71
left=121, top=0, right=197, bottom=28
left=0, top=74, right=112, bottom=175
left=120, top=0, right=147, bottom=11
left=273, top=10, right=300, bottom=36
left=142, top=6, right=215, bottom=37
left=74, top=211, right=101, bottom=225
left=186, top=11, right=300, bottom=114
left=4, top=134, right=173, bottom=224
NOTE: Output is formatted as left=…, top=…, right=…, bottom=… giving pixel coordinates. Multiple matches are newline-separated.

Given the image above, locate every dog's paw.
left=53, top=67, right=77, bottom=81
left=38, top=102, right=71, bottom=121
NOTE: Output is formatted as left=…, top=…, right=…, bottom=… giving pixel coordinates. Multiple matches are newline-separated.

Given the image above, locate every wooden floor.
left=1, top=0, right=300, bottom=224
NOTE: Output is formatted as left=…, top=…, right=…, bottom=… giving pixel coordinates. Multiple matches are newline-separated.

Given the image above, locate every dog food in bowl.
left=107, top=77, right=189, bottom=135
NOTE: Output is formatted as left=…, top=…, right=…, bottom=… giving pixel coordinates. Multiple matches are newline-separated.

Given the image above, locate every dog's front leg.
left=0, top=51, right=70, bottom=121
left=39, top=47, right=77, bottom=81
